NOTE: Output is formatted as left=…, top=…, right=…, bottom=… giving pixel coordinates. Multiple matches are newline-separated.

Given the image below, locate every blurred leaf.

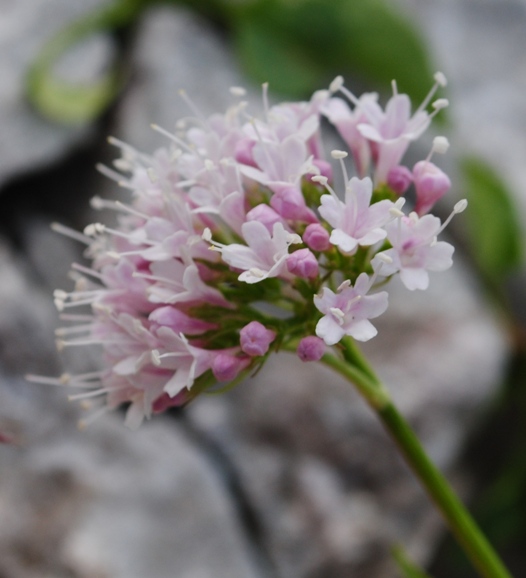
left=26, top=0, right=145, bottom=124
left=461, top=156, right=523, bottom=281
left=392, top=545, right=434, bottom=578
left=231, top=0, right=435, bottom=101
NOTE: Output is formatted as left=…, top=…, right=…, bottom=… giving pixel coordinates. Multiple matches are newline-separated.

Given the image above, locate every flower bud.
left=387, top=165, right=413, bottom=195
left=240, top=321, right=276, bottom=357
left=212, top=353, right=250, bottom=382
left=297, top=336, right=326, bottom=362
left=303, top=223, right=330, bottom=252
left=413, top=160, right=451, bottom=215
left=270, top=186, right=307, bottom=220
left=286, top=248, right=319, bottom=279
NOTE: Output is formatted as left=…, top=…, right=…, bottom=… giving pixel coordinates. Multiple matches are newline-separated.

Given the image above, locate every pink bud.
left=303, top=223, right=330, bottom=252
left=240, top=321, right=276, bottom=357
left=297, top=336, right=326, bottom=362
left=246, top=204, right=284, bottom=233
left=413, top=160, right=451, bottom=215
left=286, top=248, right=319, bottom=279
left=270, top=186, right=306, bottom=220
left=310, top=159, right=333, bottom=182
left=212, top=353, right=250, bottom=382
left=387, top=165, right=413, bottom=195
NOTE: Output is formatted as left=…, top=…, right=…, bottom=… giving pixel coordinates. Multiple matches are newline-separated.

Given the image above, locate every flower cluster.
left=32, top=74, right=465, bottom=428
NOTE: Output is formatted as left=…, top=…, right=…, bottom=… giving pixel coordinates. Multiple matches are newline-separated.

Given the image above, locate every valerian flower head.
left=28, top=73, right=464, bottom=428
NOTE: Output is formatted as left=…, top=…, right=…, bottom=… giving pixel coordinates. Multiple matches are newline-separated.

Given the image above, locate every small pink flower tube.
left=303, top=223, right=331, bottom=252
left=297, top=336, right=326, bottom=362
left=234, top=138, right=257, bottom=167
left=246, top=204, right=284, bottom=233
left=387, top=165, right=413, bottom=195
left=413, top=160, right=451, bottom=215
left=286, top=248, right=319, bottom=279
left=212, top=353, right=250, bottom=382
left=240, top=321, right=276, bottom=357
left=270, top=186, right=307, bottom=220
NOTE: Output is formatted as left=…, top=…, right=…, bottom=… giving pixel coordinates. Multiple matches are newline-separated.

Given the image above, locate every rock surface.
left=0, top=0, right=114, bottom=188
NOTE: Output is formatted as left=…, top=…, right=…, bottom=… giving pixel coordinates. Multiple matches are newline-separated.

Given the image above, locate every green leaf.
left=231, top=0, right=436, bottom=102
left=392, top=545, right=434, bottom=578
left=461, top=156, right=523, bottom=281
left=26, top=0, right=145, bottom=124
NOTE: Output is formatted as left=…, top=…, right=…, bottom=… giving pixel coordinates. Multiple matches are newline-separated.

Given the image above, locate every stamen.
left=51, top=222, right=91, bottom=245
left=150, top=124, right=195, bottom=154
left=329, top=307, right=346, bottom=325
left=437, top=199, right=468, bottom=234
left=71, top=263, right=104, bottom=280
left=311, top=175, right=339, bottom=199
left=391, top=79, right=398, bottom=97
left=329, top=76, right=344, bottom=94
left=262, top=82, right=270, bottom=121
left=415, top=72, right=448, bottom=115
left=179, top=89, right=207, bottom=124
left=96, top=163, right=130, bottom=185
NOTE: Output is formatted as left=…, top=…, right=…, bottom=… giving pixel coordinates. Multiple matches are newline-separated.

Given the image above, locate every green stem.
left=321, top=345, right=512, bottom=578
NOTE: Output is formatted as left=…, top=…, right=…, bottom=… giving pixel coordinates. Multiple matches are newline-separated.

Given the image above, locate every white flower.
left=373, top=212, right=454, bottom=290
left=314, top=274, right=388, bottom=345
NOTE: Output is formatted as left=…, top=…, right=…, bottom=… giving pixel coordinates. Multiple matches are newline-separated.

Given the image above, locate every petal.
left=330, top=229, right=358, bottom=253
left=400, top=267, right=430, bottom=291
left=346, top=319, right=378, bottom=341
left=319, top=194, right=344, bottom=228
left=316, top=315, right=345, bottom=346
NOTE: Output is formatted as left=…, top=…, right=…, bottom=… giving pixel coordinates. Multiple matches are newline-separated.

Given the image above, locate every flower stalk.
left=321, top=340, right=512, bottom=578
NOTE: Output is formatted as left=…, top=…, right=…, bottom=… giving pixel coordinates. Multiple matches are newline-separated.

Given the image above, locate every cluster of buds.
left=31, top=73, right=466, bottom=428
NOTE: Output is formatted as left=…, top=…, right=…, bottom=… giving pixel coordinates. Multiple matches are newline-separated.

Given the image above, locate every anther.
left=331, top=150, right=348, bottom=160
left=432, top=98, right=449, bottom=111
left=434, top=71, right=447, bottom=87
left=329, top=76, right=344, bottom=93
left=432, top=136, right=450, bottom=155
left=230, top=86, right=246, bottom=97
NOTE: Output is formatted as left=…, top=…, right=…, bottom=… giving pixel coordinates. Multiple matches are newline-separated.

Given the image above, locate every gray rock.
left=403, top=0, right=526, bottom=214
left=0, top=0, right=115, bottom=188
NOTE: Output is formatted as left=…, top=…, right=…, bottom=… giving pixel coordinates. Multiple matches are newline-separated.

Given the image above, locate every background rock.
left=0, top=0, right=114, bottom=188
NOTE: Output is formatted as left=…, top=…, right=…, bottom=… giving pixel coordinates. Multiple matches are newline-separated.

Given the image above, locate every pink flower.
left=240, top=321, right=276, bottom=356
left=322, top=95, right=377, bottom=177
left=318, top=176, right=392, bottom=253
left=357, top=93, right=430, bottom=185
left=211, top=221, right=301, bottom=284
left=314, top=274, right=388, bottom=345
